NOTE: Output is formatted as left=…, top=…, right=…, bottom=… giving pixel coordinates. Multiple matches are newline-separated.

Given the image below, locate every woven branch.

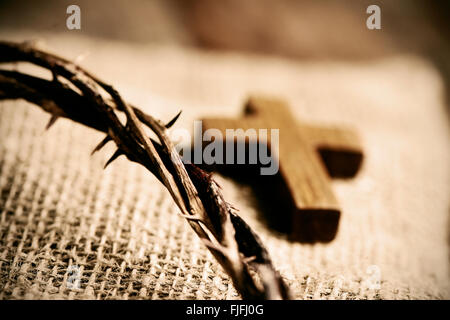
left=0, top=41, right=290, bottom=300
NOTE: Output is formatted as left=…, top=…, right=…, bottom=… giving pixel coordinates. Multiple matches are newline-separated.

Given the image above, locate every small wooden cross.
left=201, top=96, right=363, bottom=242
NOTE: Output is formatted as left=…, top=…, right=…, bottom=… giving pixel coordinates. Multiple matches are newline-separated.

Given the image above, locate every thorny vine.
left=0, top=41, right=290, bottom=299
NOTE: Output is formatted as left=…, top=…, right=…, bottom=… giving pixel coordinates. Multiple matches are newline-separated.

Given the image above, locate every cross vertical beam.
left=201, top=96, right=363, bottom=242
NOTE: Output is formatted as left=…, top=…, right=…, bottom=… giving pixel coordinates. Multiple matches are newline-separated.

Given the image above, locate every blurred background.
left=0, top=1, right=447, bottom=58
left=0, top=0, right=448, bottom=112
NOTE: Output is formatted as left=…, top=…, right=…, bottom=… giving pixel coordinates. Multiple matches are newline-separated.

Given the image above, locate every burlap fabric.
left=0, top=33, right=449, bottom=299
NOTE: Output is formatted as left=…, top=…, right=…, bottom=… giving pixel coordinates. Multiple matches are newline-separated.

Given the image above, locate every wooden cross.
left=201, top=96, right=363, bottom=242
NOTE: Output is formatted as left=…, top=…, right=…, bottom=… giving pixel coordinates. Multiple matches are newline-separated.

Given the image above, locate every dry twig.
left=0, top=40, right=290, bottom=299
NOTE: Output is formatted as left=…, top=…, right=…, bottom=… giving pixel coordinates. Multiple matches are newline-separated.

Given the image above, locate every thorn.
left=103, top=149, right=123, bottom=169
left=45, top=115, right=59, bottom=130
left=177, top=212, right=202, bottom=222
left=165, top=110, right=182, bottom=129
left=201, top=239, right=227, bottom=256
left=91, top=135, right=112, bottom=155
left=243, top=256, right=257, bottom=264
left=227, top=202, right=240, bottom=212
left=51, top=70, right=58, bottom=82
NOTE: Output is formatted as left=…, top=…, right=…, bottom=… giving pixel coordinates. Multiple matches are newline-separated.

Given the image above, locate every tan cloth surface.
left=0, top=33, right=449, bottom=299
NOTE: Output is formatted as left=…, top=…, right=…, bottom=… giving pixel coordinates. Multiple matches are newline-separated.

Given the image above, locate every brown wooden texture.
left=201, top=96, right=363, bottom=242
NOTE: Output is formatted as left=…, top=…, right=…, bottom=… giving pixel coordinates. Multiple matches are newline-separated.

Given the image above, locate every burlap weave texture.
left=0, top=33, right=449, bottom=299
